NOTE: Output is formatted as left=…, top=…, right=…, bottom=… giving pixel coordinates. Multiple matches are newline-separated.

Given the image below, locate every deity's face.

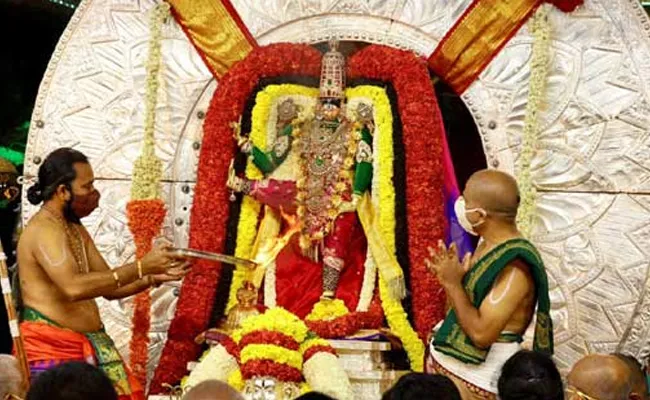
left=320, top=101, right=341, bottom=121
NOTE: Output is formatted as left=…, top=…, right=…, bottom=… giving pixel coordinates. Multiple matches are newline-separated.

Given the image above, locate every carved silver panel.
left=23, top=0, right=650, bottom=380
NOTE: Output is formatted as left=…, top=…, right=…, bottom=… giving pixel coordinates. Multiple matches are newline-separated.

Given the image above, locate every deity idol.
left=227, top=41, right=382, bottom=319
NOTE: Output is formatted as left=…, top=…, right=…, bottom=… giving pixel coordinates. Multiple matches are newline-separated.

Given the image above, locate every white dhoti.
left=428, top=340, right=520, bottom=396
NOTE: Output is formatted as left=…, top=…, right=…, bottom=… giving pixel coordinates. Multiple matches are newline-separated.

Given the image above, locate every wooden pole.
left=0, top=242, right=30, bottom=392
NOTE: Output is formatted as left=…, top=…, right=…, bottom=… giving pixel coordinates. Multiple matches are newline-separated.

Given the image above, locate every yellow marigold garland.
left=240, top=344, right=303, bottom=370
left=299, top=337, right=331, bottom=355
left=305, top=299, right=349, bottom=322
left=300, top=383, right=312, bottom=395
left=227, top=84, right=318, bottom=311
left=238, top=307, right=309, bottom=343
left=346, top=86, right=424, bottom=371
left=227, top=369, right=245, bottom=391
left=517, top=5, right=551, bottom=237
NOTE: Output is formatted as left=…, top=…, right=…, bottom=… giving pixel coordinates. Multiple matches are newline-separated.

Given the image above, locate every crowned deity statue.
left=227, top=41, right=379, bottom=319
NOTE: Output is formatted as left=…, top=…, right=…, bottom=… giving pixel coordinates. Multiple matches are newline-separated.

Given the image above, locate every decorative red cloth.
left=250, top=179, right=298, bottom=214
left=274, top=212, right=367, bottom=318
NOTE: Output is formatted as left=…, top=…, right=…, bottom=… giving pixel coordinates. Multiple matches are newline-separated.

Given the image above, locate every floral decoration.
left=239, top=331, right=300, bottom=351
left=127, top=1, right=170, bottom=388
left=182, top=344, right=238, bottom=391
left=240, top=344, right=303, bottom=370
left=227, top=369, right=245, bottom=391
left=303, top=352, right=354, bottom=400
left=517, top=4, right=551, bottom=237
left=240, top=359, right=303, bottom=382
left=238, top=307, right=309, bottom=343
left=305, top=299, right=350, bottom=322
left=306, top=294, right=383, bottom=339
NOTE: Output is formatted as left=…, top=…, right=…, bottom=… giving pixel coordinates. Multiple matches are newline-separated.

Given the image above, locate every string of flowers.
left=516, top=4, right=551, bottom=237
left=127, top=1, right=170, bottom=389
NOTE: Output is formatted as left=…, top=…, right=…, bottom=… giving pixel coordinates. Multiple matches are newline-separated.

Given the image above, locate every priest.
left=426, top=169, right=553, bottom=399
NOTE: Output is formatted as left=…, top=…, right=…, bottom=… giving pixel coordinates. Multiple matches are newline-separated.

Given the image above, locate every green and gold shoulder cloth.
left=433, top=238, right=553, bottom=364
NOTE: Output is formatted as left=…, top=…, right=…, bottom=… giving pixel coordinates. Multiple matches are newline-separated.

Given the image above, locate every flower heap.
left=516, top=4, right=551, bottom=237
left=126, top=2, right=170, bottom=387
left=184, top=308, right=353, bottom=400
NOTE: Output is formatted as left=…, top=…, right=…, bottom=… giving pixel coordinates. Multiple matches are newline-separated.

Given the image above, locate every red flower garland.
left=348, top=46, right=447, bottom=339
left=150, top=44, right=322, bottom=393
left=303, top=345, right=337, bottom=363
left=241, top=360, right=303, bottom=382
left=239, top=331, right=301, bottom=351
left=203, top=331, right=241, bottom=361
left=126, top=198, right=167, bottom=386
left=306, top=295, right=383, bottom=339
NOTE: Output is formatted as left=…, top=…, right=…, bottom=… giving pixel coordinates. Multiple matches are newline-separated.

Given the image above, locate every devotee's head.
left=182, top=380, right=244, bottom=400
left=382, top=372, right=461, bottom=400
left=295, top=392, right=337, bottom=400
left=456, top=169, right=520, bottom=236
left=26, top=361, right=117, bottom=400
left=567, top=354, right=634, bottom=400
left=0, top=355, right=24, bottom=400
left=612, top=353, right=649, bottom=400
left=27, top=147, right=100, bottom=223
left=498, top=350, right=563, bottom=400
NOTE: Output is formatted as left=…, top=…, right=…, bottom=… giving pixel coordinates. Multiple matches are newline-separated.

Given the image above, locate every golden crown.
left=319, top=40, right=345, bottom=100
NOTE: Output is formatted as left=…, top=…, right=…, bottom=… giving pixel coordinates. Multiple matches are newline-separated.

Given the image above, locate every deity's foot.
left=320, top=290, right=335, bottom=301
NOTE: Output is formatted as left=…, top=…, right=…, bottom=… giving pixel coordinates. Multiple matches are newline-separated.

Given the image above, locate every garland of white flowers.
left=131, top=1, right=169, bottom=200
left=516, top=4, right=551, bottom=237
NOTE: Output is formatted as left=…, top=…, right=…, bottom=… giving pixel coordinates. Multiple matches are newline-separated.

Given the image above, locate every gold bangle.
left=112, top=271, right=122, bottom=288
left=137, top=260, right=143, bottom=280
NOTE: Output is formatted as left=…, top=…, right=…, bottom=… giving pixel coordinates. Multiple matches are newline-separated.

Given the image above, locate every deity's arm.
left=444, top=261, right=533, bottom=348
left=247, top=125, right=294, bottom=175
left=353, top=125, right=373, bottom=195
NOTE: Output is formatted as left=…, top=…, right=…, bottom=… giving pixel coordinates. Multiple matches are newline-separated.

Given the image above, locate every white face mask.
left=454, top=197, right=486, bottom=236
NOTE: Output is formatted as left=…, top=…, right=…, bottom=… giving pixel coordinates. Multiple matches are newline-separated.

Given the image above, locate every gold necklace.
left=41, top=206, right=89, bottom=274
